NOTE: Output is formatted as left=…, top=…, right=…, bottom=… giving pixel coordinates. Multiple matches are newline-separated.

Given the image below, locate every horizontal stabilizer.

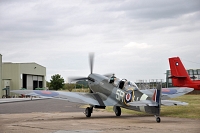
left=168, top=75, right=187, bottom=79
left=161, top=100, right=188, bottom=106
left=128, top=99, right=188, bottom=106
left=128, top=100, right=158, bottom=106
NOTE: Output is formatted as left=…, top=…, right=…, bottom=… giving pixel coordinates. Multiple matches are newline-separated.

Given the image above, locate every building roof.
left=2, top=62, right=46, bottom=68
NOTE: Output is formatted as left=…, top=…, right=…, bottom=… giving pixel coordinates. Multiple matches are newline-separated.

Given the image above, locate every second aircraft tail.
left=168, top=57, right=192, bottom=86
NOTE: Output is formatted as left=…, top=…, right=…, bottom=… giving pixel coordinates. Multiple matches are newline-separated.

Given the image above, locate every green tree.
left=64, top=83, right=75, bottom=92
left=46, top=81, right=50, bottom=88
left=49, top=74, right=65, bottom=90
left=77, top=80, right=89, bottom=88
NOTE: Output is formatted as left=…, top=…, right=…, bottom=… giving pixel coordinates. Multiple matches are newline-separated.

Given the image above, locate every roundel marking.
left=162, top=88, right=177, bottom=94
left=34, top=90, right=59, bottom=97
left=126, top=93, right=131, bottom=101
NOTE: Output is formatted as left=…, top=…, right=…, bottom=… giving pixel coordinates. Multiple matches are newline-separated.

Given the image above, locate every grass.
left=105, top=95, right=200, bottom=119
left=66, top=89, right=200, bottom=119
left=160, top=95, right=200, bottom=119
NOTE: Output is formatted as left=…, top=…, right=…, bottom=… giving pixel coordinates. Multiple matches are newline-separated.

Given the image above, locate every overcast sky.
left=1, top=0, right=200, bottom=82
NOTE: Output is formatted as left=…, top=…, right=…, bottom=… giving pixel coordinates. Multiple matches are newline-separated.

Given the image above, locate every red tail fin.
left=168, top=57, right=192, bottom=86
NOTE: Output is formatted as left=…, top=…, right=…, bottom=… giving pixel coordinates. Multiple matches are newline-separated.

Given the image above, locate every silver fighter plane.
left=12, top=54, right=193, bottom=123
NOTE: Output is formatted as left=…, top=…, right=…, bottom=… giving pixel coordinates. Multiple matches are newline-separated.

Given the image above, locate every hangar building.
left=0, top=54, right=46, bottom=98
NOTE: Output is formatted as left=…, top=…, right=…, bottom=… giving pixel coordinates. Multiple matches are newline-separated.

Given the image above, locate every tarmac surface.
left=0, top=98, right=200, bottom=133
left=0, top=98, right=84, bottom=114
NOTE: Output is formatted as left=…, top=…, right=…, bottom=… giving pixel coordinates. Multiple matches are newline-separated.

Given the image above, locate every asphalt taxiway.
left=0, top=98, right=84, bottom=114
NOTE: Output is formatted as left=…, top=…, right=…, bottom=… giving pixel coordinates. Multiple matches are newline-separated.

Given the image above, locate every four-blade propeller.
left=68, top=53, right=114, bottom=83
left=68, top=53, right=94, bottom=83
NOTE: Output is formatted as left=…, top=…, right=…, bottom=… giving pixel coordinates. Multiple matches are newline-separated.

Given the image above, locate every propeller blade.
left=89, top=53, right=94, bottom=74
left=68, top=77, right=88, bottom=83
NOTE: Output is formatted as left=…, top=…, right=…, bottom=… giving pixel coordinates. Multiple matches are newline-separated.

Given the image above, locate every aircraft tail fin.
left=152, top=84, right=161, bottom=105
left=153, top=84, right=162, bottom=122
left=168, top=57, right=192, bottom=86
left=151, top=84, right=162, bottom=116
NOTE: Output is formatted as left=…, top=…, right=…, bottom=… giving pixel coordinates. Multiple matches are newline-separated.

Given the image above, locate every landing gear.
left=113, top=106, right=121, bottom=116
left=85, top=107, right=93, bottom=117
left=156, top=117, right=161, bottom=123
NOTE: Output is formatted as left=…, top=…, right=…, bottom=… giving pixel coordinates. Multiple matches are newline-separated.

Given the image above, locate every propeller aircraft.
left=12, top=54, right=193, bottom=123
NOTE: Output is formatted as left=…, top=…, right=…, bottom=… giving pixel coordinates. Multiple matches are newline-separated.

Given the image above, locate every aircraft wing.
left=140, top=87, right=193, bottom=100
left=0, top=97, right=50, bottom=104
left=11, top=90, right=115, bottom=106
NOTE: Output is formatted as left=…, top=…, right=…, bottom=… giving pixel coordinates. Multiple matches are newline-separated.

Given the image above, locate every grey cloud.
left=0, top=0, right=200, bottom=81
left=109, top=0, right=200, bottom=20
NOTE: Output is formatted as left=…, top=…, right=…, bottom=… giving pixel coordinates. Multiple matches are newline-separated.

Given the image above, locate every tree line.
left=46, top=74, right=89, bottom=91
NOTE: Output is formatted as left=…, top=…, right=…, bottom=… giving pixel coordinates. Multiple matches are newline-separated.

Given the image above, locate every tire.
left=156, top=117, right=161, bottom=123
left=85, top=107, right=91, bottom=117
left=114, top=106, right=121, bottom=116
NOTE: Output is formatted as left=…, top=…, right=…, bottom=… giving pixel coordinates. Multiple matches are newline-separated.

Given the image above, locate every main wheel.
left=85, top=107, right=92, bottom=117
left=156, top=117, right=161, bottom=123
left=114, top=106, right=121, bottom=116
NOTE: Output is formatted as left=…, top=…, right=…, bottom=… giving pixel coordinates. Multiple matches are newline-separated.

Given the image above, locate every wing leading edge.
left=11, top=90, right=115, bottom=106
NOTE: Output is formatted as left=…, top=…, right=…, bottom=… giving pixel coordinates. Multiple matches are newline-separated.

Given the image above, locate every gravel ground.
left=1, top=112, right=200, bottom=133
left=0, top=99, right=200, bottom=133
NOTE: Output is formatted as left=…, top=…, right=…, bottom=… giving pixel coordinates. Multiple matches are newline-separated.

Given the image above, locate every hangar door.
left=23, top=74, right=43, bottom=90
